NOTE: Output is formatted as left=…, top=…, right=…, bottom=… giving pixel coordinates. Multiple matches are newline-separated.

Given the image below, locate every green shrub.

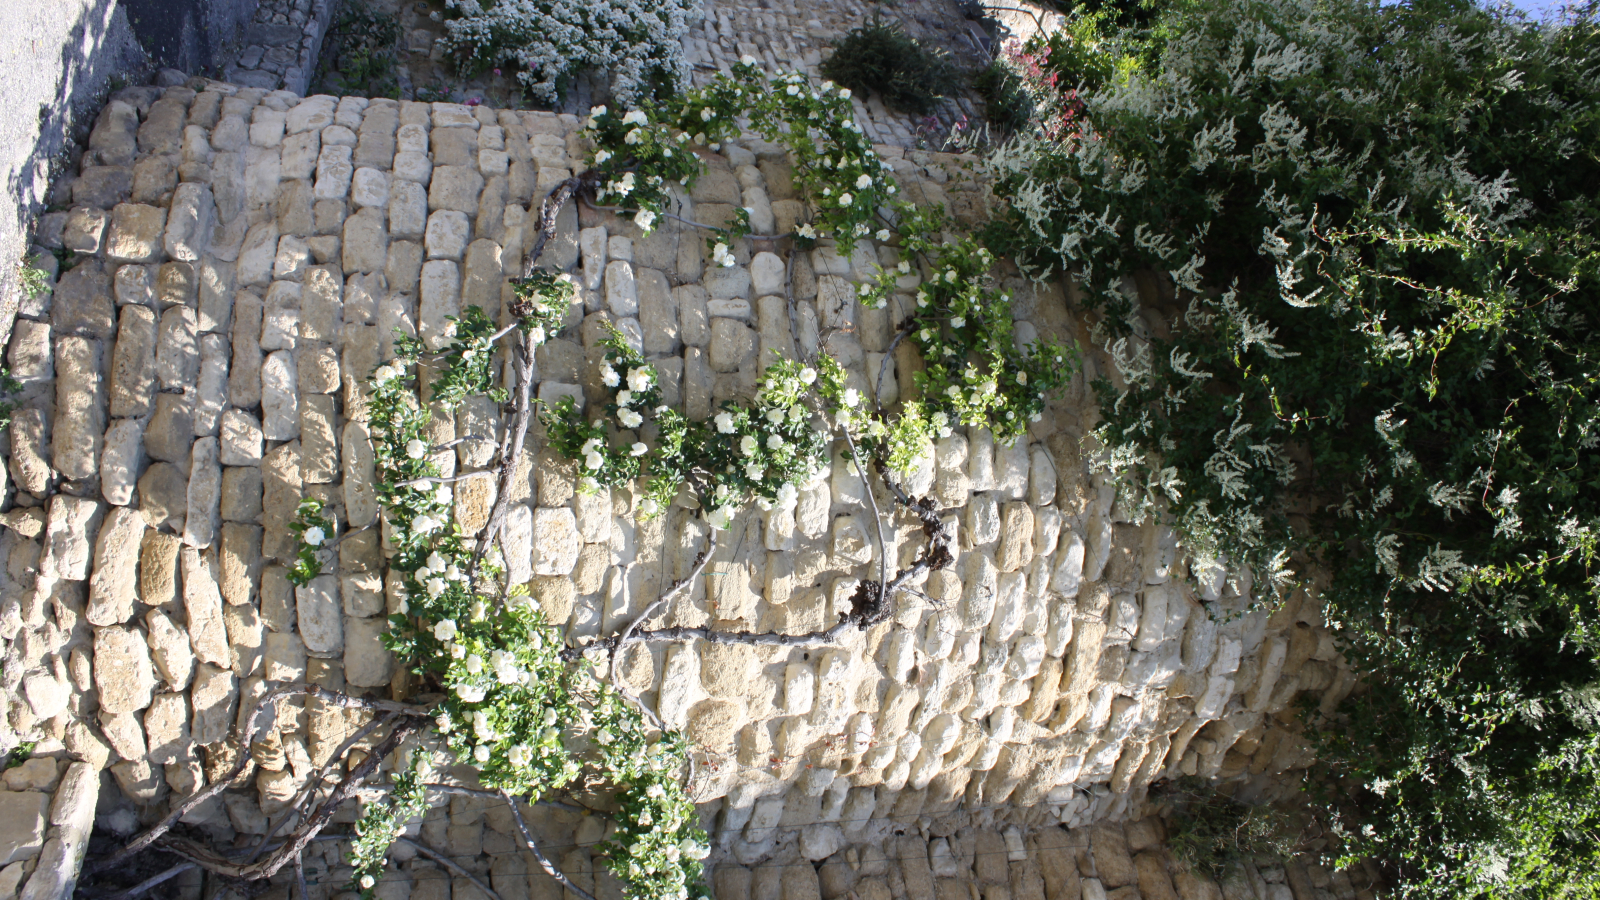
left=972, top=58, right=1034, bottom=132
left=1162, top=779, right=1300, bottom=878
left=820, top=17, right=960, bottom=116
left=318, top=0, right=402, bottom=98
left=983, top=0, right=1600, bottom=895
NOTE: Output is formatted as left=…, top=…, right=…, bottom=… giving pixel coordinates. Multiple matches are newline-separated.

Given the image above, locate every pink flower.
left=465, top=97, right=482, bottom=107
left=493, top=68, right=502, bottom=77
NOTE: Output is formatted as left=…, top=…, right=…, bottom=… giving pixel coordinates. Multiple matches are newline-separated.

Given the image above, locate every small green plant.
left=3, top=742, right=35, bottom=770
left=413, top=81, right=454, bottom=104
left=820, top=17, right=960, bottom=116
left=286, top=497, right=335, bottom=586
left=19, top=259, right=51, bottom=301
left=1163, top=779, right=1300, bottom=878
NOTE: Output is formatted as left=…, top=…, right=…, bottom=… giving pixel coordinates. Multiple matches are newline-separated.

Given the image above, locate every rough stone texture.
left=1, top=88, right=1355, bottom=900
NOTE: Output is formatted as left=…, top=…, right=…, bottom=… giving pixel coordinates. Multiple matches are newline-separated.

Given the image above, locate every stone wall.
left=1, top=82, right=1360, bottom=900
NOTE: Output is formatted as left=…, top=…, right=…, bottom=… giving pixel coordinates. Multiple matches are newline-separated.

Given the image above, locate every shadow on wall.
left=0, top=0, right=148, bottom=345
left=122, top=0, right=258, bottom=75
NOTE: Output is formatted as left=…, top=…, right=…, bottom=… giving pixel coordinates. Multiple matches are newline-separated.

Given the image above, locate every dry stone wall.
left=2, top=78, right=1360, bottom=900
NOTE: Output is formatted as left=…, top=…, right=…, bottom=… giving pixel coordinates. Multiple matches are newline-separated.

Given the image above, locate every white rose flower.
left=700, top=107, right=714, bottom=121
left=1018, top=371, right=1028, bottom=385
left=766, top=433, right=784, bottom=450
left=450, top=643, right=465, bottom=659
left=428, top=551, right=447, bottom=571
left=426, top=577, right=446, bottom=598
left=406, top=439, right=428, bottom=459
left=617, top=389, right=634, bottom=407
left=796, top=223, right=816, bottom=239
left=951, top=316, right=966, bottom=329
left=619, top=408, right=643, bottom=428
left=799, top=367, right=817, bottom=384
left=715, top=411, right=736, bottom=433
left=303, top=526, right=325, bottom=546
left=528, top=325, right=545, bottom=344
left=601, top=366, right=621, bottom=387
left=876, top=229, right=891, bottom=241
left=624, top=128, right=643, bottom=145
left=373, top=365, right=396, bottom=383
left=745, top=463, right=765, bottom=481
left=786, top=84, right=800, bottom=95
left=765, top=407, right=785, bottom=424
left=508, top=744, right=532, bottom=766
left=622, top=110, right=648, bottom=125
left=542, top=707, right=558, bottom=727
left=842, top=388, right=859, bottom=407
left=740, top=54, right=757, bottom=65
left=838, top=192, right=853, bottom=206
left=634, top=209, right=657, bottom=230
left=628, top=368, right=653, bottom=392
left=707, top=507, right=731, bottom=530
left=789, top=405, right=806, bottom=424
left=631, top=442, right=648, bottom=456
left=456, top=683, right=485, bottom=702
left=433, top=619, right=458, bottom=641
left=594, top=149, right=612, bottom=165
left=740, top=435, right=758, bottom=456
left=899, top=260, right=911, bottom=273
left=856, top=174, right=873, bottom=189
left=585, top=450, right=605, bottom=471
left=640, top=497, right=659, bottom=514
left=436, top=712, right=452, bottom=732
left=839, top=88, right=852, bottom=99
left=361, top=876, right=376, bottom=889
left=473, top=745, right=491, bottom=763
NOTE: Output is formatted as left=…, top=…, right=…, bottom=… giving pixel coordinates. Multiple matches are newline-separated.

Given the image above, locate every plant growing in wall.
left=88, top=63, right=1079, bottom=900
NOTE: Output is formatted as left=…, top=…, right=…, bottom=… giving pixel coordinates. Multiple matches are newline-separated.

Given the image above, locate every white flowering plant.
left=347, top=750, right=432, bottom=895
left=507, top=268, right=576, bottom=345
left=437, top=0, right=696, bottom=107
left=582, top=60, right=895, bottom=250
left=325, top=316, right=712, bottom=900
left=981, top=0, right=1600, bottom=893
left=286, top=497, right=335, bottom=587
left=397, top=306, right=510, bottom=407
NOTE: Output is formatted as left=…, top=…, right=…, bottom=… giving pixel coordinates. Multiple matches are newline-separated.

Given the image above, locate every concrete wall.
left=0, top=0, right=150, bottom=350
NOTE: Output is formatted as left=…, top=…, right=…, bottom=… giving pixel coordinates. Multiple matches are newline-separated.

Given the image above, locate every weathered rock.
left=184, top=437, right=222, bottom=548
left=532, top=507, right=581, bottom=576
left=94, top=625, right=157, bottom=714
left=146, top=609, right=195, bottom=690
left=344, top=615, right=394, bottom=687
left=144, top=692, right=192, bottom=764
left=43, top=494, right=103, bottom=580
left=297, top=575, right=343, bottom=654
left=87, top=507, right=146, bottom=625
left=53, top=336, right=107, bottom=480
left=100, top=419, right=145, bottom=506
left=190, top=663, right=238, bottom=744
left=139, top=462, right=189, bottom=533
left=182, top=548, right=232, bottom=667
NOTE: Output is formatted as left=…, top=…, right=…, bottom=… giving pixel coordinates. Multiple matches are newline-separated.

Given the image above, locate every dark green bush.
left=983, top=0, right=1600, bottom=895
left=317, top=0, right=402, bottom=98
left=972, top=58, right=1034, bottom=132
left=820, top=17, right=960, bottom=116
left=1162, top=779, right=1300, bottom=878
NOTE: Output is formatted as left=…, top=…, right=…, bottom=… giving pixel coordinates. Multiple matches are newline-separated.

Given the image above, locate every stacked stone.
left=709, top=815, right=1382, bottom=900
left=683, top=0, right=991, bottom=147
left=4, top=84, right=1361, bottom=900
left=224, top=0, right=339, bottom=95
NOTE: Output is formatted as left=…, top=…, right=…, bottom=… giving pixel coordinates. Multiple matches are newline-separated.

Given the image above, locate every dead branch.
left=396, top=839, right=506, bottom=900
left=504, top=790, right=599, bottom=900
left=154, top=721, right=422, bottom=881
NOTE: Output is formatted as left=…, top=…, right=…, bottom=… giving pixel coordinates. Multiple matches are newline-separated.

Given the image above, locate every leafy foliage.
left=820, top=17, right=960, bottom=116
left=317, top=0, right=403, bottom=98
left=1162, top=778, right=1299, bottom=878
left=983, top=0, right=1600, bottom=894
left=437, top=0, right=696, bottom=107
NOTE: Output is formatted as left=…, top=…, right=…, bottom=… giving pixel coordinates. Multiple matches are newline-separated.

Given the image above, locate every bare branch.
left=397, top=839, right=506, bottom=900
left=504, top=790, right=598, bottom=900
left=97, top=863, right=198, bottom=900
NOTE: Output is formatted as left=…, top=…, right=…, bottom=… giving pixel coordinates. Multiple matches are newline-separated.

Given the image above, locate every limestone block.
left=530, top=507, right=580, bottom=576
left=429, top=166, right=484, bottom=214
left=297, top=575, right=343, bottom=654
left=87, top=507, right=147, bottom=625
left=44, top=494, right=103, bottom=580
left=314, top=144, right=354, bottom=200
left=229, top=292, right=264, bottom=407
left=393, top=150, right=432, bottom=184
left=182, top=548, right=231, bottom=666
left=182, top=438, right=222, bottom=548
left=144, top=393, right=194, bottom=468
left=342, top=206, right=388, bottom=275
left=830, top=515, right=872, bottom=567
left=251, top=107, right=286, bottom=146
left=7, top=320, right=52, bottom=384
left=261, top=350, right=299, bottom=441
left=389, top=179, right=428, bottom=239
left=62, top=208, right=108, bottom=254
left=344, top=615, right=394, bottom=687
left=156, top=306, right=199, bottom=390
left=94, top=626, right=157, bottom=715
left=281, top=130, right=321, bottom=180
left=7, top=409, right=51, bottom=495
left=163, top=182, right=215, bottom=264
left=190, top=663, right=237, bottom=744
left=709, top=318, right=754, bottom=373
left=996, top=502, right=1035, bottom=573
left=261, top=280, right=301, bottom=350
left=273, top=235, right=310, bottom=282
left=144, top=692, right=191, bottom=764
left=461, top=239, right=502, bottom=311
left=343, top=421, right=379, bottom=526
left=237, top=221, right=281, bottom=287
left=783, top=663, right=816, bottom=715
left=350, top=167, right=391, bottom=209
left=53, top=336, right=107, bottom=480
left=101, top=419, right=146, bottom=506
left=301, top=394, right=339, bottom=483
left=106, top=204, right=167, bottom=263
left=219, top=409, right=263, bottom=467
left=195, top=334, right=229, bottom=436
left=605, top=260, right=638, bottom=316
left=968, top=493, right=1000, bottom=546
